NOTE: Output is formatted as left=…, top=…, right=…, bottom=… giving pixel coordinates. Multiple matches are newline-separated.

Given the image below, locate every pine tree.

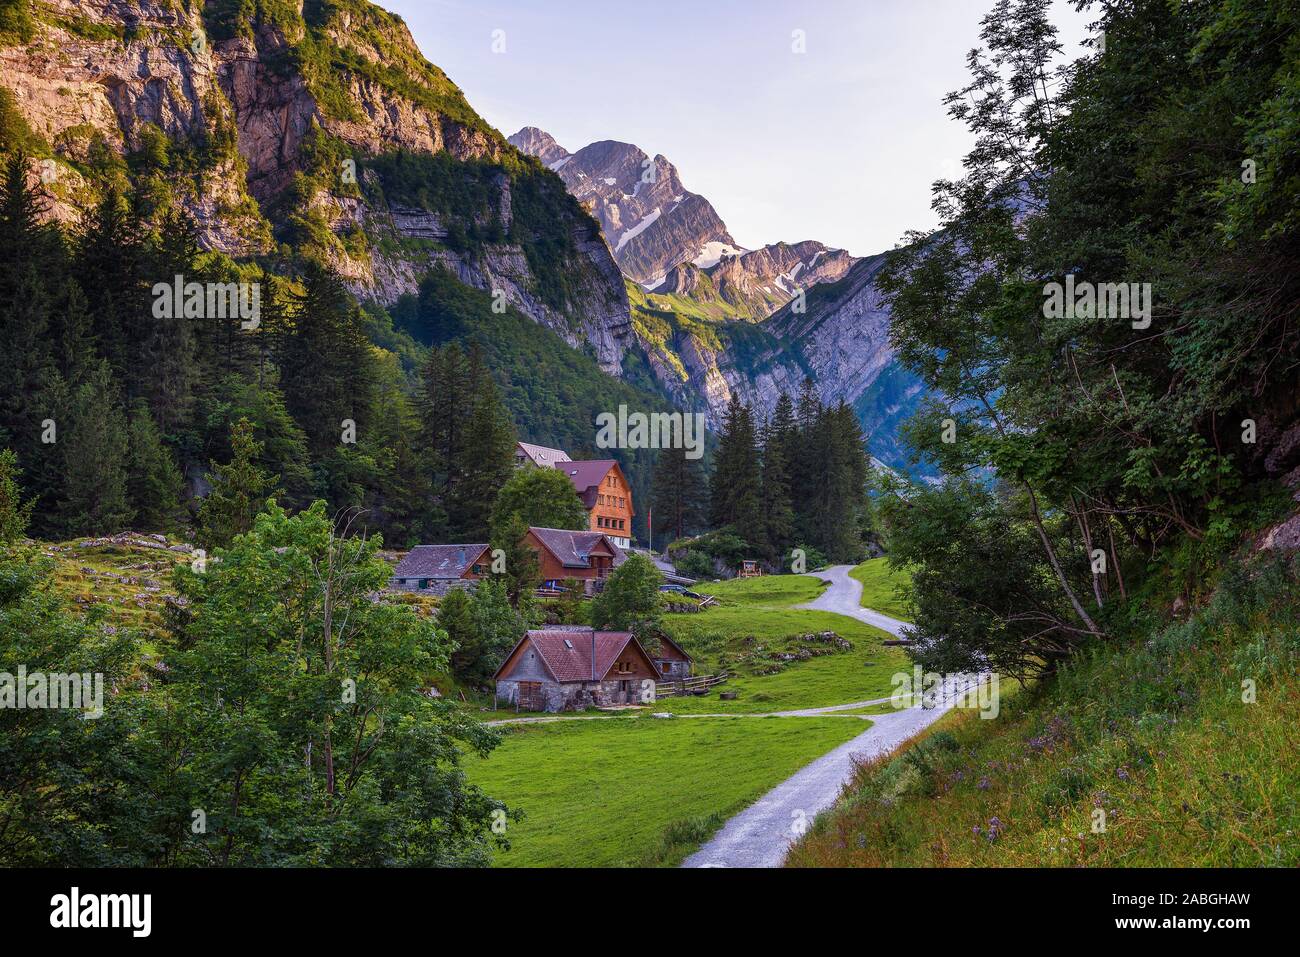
left=57, top=360, right=133, bottom=536
left=0, top=449, right=34, bottom=543
left=420, top=341, right=472, bottom=514
left=126, top=402, right=183, bottom=532
left=0, top=152, right=60, bottom=507
left=651, top=444, right=707, bottom=544
left=196, top=417, right=277, bottom=549
left=709, top=394, right=763, bottom=549
left=758, top=412, right=796, bottom=561
left=446, top=346, right=517, bottom=540
left=274, top=262, right=375, bottom=460
left=74, top=184, right=145, bottom=387
left=141, top=209, right=200, bottom=435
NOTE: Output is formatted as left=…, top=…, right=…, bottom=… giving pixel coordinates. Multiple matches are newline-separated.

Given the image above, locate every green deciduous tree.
left=590, top=553, right=662, bottom=636
left=490, top=464, right=587, bottom=540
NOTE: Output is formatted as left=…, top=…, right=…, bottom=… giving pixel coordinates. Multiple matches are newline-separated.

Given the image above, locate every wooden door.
left=518, top=681, right=542, bottom=711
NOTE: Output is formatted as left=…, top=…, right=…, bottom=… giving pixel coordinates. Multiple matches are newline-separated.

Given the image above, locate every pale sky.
left=386, top=0, right=1096, bottom=257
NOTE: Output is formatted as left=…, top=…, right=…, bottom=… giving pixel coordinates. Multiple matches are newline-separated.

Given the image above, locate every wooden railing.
left=654, top=673, right=728, bottom=698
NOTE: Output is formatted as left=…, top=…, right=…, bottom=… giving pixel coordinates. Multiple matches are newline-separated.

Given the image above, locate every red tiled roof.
left=511, top=629, right=637, bottom=682
left=392, top=544, right=491, bottom=579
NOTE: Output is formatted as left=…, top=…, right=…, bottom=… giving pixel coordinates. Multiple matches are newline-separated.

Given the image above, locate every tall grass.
left=789, top=553, right=1300, bottom=867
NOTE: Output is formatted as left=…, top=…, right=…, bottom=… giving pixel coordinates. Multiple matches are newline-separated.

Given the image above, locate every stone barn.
left=650, top=633, right=693, bottom=680
left=494, top=628, right=660, bottom=712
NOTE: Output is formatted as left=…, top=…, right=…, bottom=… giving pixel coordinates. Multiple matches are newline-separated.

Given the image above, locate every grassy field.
left=469, top=715, right=868, bottom=867
left=788, top=555, right=1300, bottom=867
left=658, top=573, right=907, bottom=714
left=849, top=558, right=913, bottom=621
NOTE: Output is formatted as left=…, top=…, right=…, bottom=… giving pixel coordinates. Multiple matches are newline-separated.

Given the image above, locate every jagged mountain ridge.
left=508, top=126, right=736, bottom=287
left=1, top=0, right=928, bottom=475
left=511, top=123, right=931, bottom=476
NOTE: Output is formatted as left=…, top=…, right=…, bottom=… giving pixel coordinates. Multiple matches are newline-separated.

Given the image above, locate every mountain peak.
left=511, top=129, right=733, bottom=285
left=508, top=127, right=570, bottom=168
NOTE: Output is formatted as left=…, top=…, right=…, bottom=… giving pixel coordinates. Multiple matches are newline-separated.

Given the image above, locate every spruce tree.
left=650, top=444, right=707, bottom=544
left=758, top=413, right=796, bottom=561
left=195, top=417, right=277, bottom=549
left=274, top=262, right=374, bottom=460
left=709, top=394, right=763, bottom=550
left=141, top=208, right=200, bottom=435
left=58, top=360, right=133, bottom=536
left=126, top=402, right=183, bottom=532
left=448, top=348, right=517, bottom=540
left=0, top=449, right=33, bottom=543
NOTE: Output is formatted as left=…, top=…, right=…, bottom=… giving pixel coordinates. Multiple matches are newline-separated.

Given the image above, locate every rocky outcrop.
left=1, top=0, right=634, bottom=372
left=509, top=128, right=735, bottom=286
left=509, top=125, right=570, bottom=167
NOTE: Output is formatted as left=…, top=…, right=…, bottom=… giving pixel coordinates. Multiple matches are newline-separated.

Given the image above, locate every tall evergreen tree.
left=126, top=402, right=183, bottom=532
left=57, top=361, right=132, bottom=536
left=758, top=412, right=796, bottom=561
left=74, top=184, right=146, bottom=388
left=141, top=209, right=200, bottom=435
left=196, top=417, right=277, bottom=549
left=447, top=347, right=517, bottom=540
left=0, top=449, right=33, bottom=543
left=274, top=263, right=375, bottom=461
left=650, top=444, right=707, bottom=544
left=709, top=394, right=763, bottom=549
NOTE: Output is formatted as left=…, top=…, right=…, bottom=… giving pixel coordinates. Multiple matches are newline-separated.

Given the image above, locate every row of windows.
left=596, top=494, right=627, bottom=508
left=597, top=516, right=626, bottom=530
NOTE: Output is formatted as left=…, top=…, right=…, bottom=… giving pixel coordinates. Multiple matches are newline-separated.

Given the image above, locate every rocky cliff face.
left=1, top=0, right=633, bottom=371
left=509, top=127, right=736, bottom=286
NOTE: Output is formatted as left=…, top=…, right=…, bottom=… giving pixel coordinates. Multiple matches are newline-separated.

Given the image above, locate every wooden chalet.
left=523, top=526, right=627, bottom=594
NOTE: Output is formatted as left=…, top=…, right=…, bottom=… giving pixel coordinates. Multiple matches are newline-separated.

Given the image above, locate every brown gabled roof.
left=493, top=628, right=649, bottom=682
left=392, top=543, right=491, bottom=579
left=560, top=460, right=616, bottom=496
left=528, top=527, right=626, bottom=569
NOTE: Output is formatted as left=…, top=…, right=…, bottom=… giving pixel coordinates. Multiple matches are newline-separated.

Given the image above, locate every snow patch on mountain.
left=693, top=241, right=747, bottom=269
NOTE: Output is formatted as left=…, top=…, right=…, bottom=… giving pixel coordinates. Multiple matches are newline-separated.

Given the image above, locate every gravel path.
left=796, top=564, right=912, bottom=638
left=682, top=565, right=977, bottom=869
left=681, top=675, right=978, bottom=868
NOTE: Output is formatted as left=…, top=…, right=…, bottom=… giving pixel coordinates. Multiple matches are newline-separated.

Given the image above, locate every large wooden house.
left=493, top=627, right=661, bottom=711
left=523, top=526, right=626, bottom=594
left=560, top=459, right=634, bottom=548
left=514, top=442, right=634, bottom=548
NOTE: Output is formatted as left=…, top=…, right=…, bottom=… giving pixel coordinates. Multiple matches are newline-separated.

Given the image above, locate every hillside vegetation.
left=790, top=552, right=1300, bottom=866
left=657, top=574, right=906, bottom=714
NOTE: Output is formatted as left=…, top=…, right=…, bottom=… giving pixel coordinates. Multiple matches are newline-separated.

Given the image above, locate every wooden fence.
left=654, top=673, right=728, bottom=698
